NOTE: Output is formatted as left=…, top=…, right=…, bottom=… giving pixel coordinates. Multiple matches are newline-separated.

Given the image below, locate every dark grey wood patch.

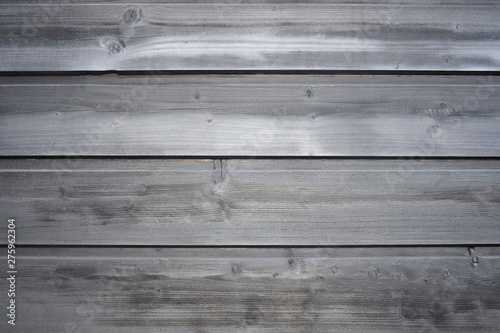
left=1, top=75, right=499, bottom=156
left=1, top=159, right=499, bottom=246
left=1, top=0, right=499, bottom=71
left=0, top=247, right=498, bottom=332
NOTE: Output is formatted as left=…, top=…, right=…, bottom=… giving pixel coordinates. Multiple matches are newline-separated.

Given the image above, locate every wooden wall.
left=1, top=1, right=499, bottom=331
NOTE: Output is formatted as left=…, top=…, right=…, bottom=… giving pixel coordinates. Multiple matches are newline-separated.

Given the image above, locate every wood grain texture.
left=1, top=75, right=500, bottom=157
left=1, top=0, right=500, bottom=71
left=1, top=159, right=499, bottom=246
left=2, top=1, right=499, bottom=331
left=1, top=246, right=498, bottom=332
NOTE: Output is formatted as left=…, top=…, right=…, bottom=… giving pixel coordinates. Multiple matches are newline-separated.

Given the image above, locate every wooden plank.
left=1, top=0, right=500, bottom=71
left=1, top=159, right=499, bottom=245
left=1, top=246, right=499, bottom=332
left=1, top=75, right=500, bottom=157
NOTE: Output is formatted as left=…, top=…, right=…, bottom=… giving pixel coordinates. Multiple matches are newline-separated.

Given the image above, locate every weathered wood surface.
left=1, top=0, right=500, bottom=71
left=1, top=247, right=498, bottom=332
left=1, top=75, right=500, bottom=157
left=2, top=1, right=499, bottom=331
left=2, top=159, right=499, bottom=246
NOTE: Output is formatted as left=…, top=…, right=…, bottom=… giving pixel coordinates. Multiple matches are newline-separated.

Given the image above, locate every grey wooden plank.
left=1, top=246, right=498, bottom=332
left=1, top=1, right=500, bottom=71
left=1, top=159, right=499, bottom=245
left=1, top=75, right=500, bottom=156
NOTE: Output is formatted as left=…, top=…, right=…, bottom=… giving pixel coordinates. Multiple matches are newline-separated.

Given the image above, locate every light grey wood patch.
left=1, top=159, right=499, bottom=245
left=0, top=247, right=498, bottom=332
left=1, top=75, right=500, bottom=156
left=0, top=1, right=499, bottom=71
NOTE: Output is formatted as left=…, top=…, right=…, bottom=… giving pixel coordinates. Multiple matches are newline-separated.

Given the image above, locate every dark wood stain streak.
left=0, top=1, right=499, bottom=71
left=0, top=247, right=498, bottom=332
left=1, top=159, right=499, bottom=245
left=1, top=75, right=499, bottom=156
